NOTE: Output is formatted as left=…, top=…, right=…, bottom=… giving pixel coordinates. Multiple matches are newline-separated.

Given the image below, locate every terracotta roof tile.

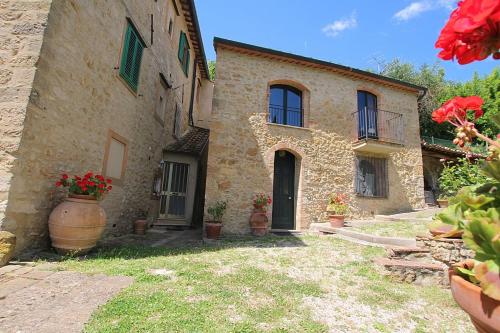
left=164, top=127, right=209, bottom=156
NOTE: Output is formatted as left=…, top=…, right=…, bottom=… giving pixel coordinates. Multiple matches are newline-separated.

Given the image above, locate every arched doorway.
left=272, top=150, right=296, bottom=229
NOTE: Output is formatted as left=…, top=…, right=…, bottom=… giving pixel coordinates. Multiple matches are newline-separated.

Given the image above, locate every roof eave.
left=214, top=37, right=426, bottom=93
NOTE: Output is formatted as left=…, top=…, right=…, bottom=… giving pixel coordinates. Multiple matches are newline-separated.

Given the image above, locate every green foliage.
left=208, top=60, right=216, bottom=81
left=207, top=200, right=227, bottom=222
left=438, top=158, right=490, bottom=199
left=375, top=59, right=500, bottom=140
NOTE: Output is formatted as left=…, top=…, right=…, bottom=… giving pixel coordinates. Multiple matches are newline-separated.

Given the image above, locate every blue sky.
left=195, top=0, right=498, bottom=82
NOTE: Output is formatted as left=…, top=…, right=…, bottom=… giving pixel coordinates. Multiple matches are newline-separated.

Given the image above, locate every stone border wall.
left=416, top=235, right=474, bottom=266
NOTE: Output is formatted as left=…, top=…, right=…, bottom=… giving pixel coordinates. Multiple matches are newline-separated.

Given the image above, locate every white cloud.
left=394, top=1, right=432, bottom=21
left=322, top=12, right=357, bottom=37
left=394, top=0, right=457, bottom=21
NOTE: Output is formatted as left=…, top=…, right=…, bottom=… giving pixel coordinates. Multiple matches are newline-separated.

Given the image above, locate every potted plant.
left=49, top=172, right=113, bottom=254
left=205, top=200, right=227, bottom=239
left=429, top=97, right=500, bottom=332
left=249, top=193, right=272, bottom=236
left=134, top=209, right=148, bottom=235
left=326, top=193, right=349, bottom=228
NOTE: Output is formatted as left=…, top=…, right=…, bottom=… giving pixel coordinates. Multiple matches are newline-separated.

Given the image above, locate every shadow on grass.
left=32, top=233, right=309, bottom=263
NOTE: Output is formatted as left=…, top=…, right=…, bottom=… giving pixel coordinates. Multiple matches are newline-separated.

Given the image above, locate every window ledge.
left=355, top=194, right=388, bottom=200
left=266, top=122, right=311, bottom=131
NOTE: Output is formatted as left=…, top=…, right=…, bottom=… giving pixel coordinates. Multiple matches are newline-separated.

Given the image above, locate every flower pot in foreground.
left=449, top=268, right=500, bottom=333
left=328, top=214, right=345, bottom=228
left=437, top=199, right=449, bottom=208
left=249, top=208, right=268, bottom=236
left=48, top=194, right=106, bottom=255
left=205, top=222, right=222, bottom=239
left=134, top=219, right=147, bottom=235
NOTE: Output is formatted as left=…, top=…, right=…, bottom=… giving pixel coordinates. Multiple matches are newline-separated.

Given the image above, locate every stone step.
left=386, top=246, right=433, bottom=262
left=375, top=258, right=448, bottom=286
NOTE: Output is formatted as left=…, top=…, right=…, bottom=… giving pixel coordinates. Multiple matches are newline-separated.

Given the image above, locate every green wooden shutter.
left=178, top=31, right=186, bottom=62
left=120, top=23, right=145, bottom=92
left=184, top=48, right=190, bottom=76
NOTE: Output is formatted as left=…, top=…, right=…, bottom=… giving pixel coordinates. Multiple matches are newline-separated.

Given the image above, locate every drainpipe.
left=188, top=56, right=197, bottom=127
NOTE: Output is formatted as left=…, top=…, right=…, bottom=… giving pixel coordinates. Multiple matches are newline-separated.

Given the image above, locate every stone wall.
left=1, top=0, right=210, bottom=253
left=206, top=46, right=425, bottom=234
left=416, top=236, right=474, bottom=266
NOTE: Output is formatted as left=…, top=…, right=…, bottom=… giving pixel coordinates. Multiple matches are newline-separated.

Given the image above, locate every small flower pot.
left=249, top=208, right=268, bottom=236
left=437, top=199, right=449, bottom=208
left=449, top=265, right=500, bottom=333
left=205, top=222, right=222, bottom=239
left=328, top=214, right=345, bottom=228
left=134, top=219, right=147, bottom=235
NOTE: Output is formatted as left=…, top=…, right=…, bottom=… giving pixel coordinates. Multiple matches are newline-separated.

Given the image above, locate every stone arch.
left=265, top=142, right=307, bottom=231
left=265, top=79, right=311, bottom=127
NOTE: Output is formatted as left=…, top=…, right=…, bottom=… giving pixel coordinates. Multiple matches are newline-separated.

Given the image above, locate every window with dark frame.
left=357, top=90, right=378, bottom=139
left=268, top=85, right=303, bottom=127
left=119, top=21, right=145, bottom=92
left=178, top=31, right=190, bottom=76
left=355, top=156, right=388, bottom=197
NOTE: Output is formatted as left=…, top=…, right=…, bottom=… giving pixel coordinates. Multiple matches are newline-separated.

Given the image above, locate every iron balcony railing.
left=269, top=104, right=303, bottom=127
left=352, top=107, right=404, bottom=145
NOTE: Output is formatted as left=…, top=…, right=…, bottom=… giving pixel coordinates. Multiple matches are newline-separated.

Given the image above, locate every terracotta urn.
left=249, top=207, right=268, bottom=236
left=48, top=194, right=106, bottom=255
left=134, top=219, right=147, bottom=235
left=205, top=222, right=222, bottom=239
left=437, top=199, right=449, bottom=208
left=328, top=214, right=345, bottom=228
left=449, top=266, right=500, bottom=333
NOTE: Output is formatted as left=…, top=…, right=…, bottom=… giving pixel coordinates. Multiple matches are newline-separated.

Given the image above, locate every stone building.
left=0, top=0, right=212, bottom=254
left=206, top=38, right=427, bottom=234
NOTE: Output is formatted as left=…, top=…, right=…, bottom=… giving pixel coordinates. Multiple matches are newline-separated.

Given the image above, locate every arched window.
left=269, top=85, right=303, bottom=127
left=357, top=91, right=378, bottom=139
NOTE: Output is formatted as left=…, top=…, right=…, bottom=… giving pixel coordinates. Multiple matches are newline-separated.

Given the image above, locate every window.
left=103, top=130, right=128, bottom=182
left=168, top=18, right=173, bottom=36
left=178, top=31, right=190, bottom=76
left=357, top=91, right=378, bottom=139
left=173, top=104, right=181, bottom=137
left=269, top=85, right=303, bottom=127
left=119, top=21, right=145, bottom=92
left=355, top=156, right=388, bottom=197
left=156, top=94, right=166, bottom=123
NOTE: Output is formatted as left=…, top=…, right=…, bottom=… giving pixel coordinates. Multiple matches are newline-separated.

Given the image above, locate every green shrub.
left=438, top=157, right=490, bottom=199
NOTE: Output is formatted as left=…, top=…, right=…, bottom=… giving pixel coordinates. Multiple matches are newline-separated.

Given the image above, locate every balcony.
left=352, top=108, right=404, bottom=154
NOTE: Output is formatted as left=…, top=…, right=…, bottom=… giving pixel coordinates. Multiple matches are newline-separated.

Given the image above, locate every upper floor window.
left=357, top=91, right=378, bottom=139
left=178, top=31, right=190, bottom=76
left=355, top=156, right=388, bottom=197
left=269, top=85, right=303, bottom=127
left=119, top=21, right=145, bottom=92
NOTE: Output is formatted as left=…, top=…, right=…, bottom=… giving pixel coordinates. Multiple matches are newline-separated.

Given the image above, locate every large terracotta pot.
left=449, top=267, right=500, bottom=333
left=134, top=219, right=147, bottom=235
left=437, top=199, right=449, bottom=208
left=205, top=222, right=222, bottom=239
left=48, top=194, right=106, bottom=255
left=328, top=214, right=345, bottom=228
left=249, top=208, right=268, bottom=236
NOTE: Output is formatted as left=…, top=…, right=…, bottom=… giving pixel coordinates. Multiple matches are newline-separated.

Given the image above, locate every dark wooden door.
left=272, top=151, right=295, bottom=229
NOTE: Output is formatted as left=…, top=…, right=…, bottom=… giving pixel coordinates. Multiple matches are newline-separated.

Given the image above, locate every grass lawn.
left=61, top=235, right=473, bottom=333
left=350, top=221, right=431, bottom=238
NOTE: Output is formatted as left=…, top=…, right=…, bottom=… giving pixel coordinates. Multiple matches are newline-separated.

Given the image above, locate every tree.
left=208, top=60, right=216, bottom=81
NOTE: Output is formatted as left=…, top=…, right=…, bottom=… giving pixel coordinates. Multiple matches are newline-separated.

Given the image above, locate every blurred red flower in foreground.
left=435, top=0, right=500, bottom=64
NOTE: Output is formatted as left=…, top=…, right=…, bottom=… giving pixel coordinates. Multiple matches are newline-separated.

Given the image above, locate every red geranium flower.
left=55, top=181, right=62, bottom=187
left=435, top=0, right=500, bottom=64
left=107, top=186, right=112, bottom=191
left=432, top=96, right=484, bottom=124
left=98, top=183, right=105, bottom=189
left=88, top=181, right=95, bottom=187
left=62, top=174, right=69, bottom=180
left=106, top=179, right=112, bottom=184
left=84, top=172, right=93, bottom=178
